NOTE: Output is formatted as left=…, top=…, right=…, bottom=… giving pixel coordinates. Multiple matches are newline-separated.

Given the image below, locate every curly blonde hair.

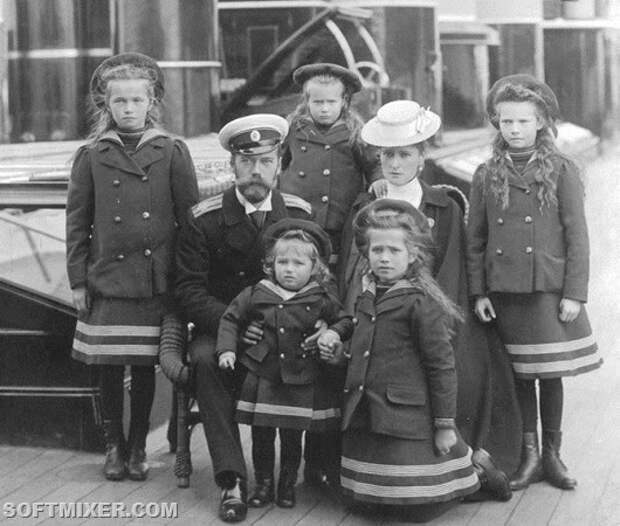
left=487, top=83, right=567, bottom=211
left=87, top=64, right=162, bottom=143
left=287, top=75, right=364, bottom=147
left=263, top=230, right=332, bottom=287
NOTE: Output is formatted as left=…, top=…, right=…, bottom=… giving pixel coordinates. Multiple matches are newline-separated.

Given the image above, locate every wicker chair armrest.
left=159, top=312, right=190, bottom=385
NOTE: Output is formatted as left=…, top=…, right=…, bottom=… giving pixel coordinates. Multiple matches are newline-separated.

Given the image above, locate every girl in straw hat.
left=66, top=53, right=198, bottom=481
left=339, top=101, right=520, bottom=495
left=468, top=76, right=601, bottom=491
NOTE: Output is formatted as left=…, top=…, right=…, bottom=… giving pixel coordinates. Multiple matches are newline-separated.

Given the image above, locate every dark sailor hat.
left=218, top=114, right=289, bottom=155
left=263, top=218, right=332, bottom=261
left=293, top=63, right=362, bottom=94
left=90, top=52, right=164, bottom=109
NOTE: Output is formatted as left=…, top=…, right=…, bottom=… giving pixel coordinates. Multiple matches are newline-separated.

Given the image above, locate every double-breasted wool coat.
left=467, top=153, right=600, bottom=380
left=279, top=117, right=381, bottom=253
left=217, top=279, right=351, bottom=432
left=331, top=278, right=480, bottom=505
left=66, top=129, right=199, bottom=298
left=467, top=154, right=589, bottom=301
left=66, top=128, right=199, bottom=365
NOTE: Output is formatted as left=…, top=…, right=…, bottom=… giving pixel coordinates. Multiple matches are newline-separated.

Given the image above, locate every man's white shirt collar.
left=235, top=188, right=273, bottom=214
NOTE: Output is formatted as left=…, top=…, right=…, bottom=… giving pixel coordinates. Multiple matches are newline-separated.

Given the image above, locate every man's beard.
left=237, top=179, right=272, bottom=204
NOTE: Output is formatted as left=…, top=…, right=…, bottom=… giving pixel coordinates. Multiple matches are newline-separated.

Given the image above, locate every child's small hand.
left=559, top=298, right=581, bottom=323
left=474, top=296, right=496, bottom=323
left=72, top=286, right=91, bottom=316
left=369, top=179, right=388, bottom=198
left=301, top=319, right=328, bottom=352
left=218, top=351, right=236, bottom=371
left=434, top=429, right=457, bottom=456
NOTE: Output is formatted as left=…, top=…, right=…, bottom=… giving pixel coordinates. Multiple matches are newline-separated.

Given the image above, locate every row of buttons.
left=113, top=211, right=151, bottom=223
left=112, top=176, right=149, bottom=186
left=116, top=248, right=152, bottom=261
left=297, top=168, right=331, bottom=178
left=278, top=352, right=310, bottom=359
left=343, top=385, right=365, bottom=393
left=497, top=216, right=532, bottom=225
left=300, top=144, right=331, bottom=152
left=496, top=247, right=533, bottom=255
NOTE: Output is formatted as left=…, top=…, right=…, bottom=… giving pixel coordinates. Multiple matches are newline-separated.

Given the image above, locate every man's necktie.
left=250, top=210, right=266, bottom=229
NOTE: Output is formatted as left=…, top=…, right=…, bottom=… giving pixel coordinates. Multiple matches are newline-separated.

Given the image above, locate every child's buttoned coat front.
left=341, top=281, right=457, bottom=440
left=467, top=155, right=589, bottom=302
left=66, top=130, right=198, bottom=298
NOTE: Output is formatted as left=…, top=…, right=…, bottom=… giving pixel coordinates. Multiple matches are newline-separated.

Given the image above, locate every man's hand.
left=218, top=351, right=236, bottom=371
left=241, top=319, right=264, bottom=345
left=72, top=286, right=91, bottom=316
left=474, top=296, right=496, bottom=323
left=301, top=319, right=328, bottom=352
left=559, top=298, right=581, bottom=323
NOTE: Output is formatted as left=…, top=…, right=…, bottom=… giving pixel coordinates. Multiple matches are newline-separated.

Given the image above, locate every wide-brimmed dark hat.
left=90, top=52, right=165, bottom=109
left=486, top=74, right=560, bottom=136
left=263, top=218, right=332, bottom=261
left=293, top=63, right=362, bottom=93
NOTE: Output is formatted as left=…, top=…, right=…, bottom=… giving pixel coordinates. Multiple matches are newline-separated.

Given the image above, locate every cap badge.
left=250, top=130, right=261, bottom=142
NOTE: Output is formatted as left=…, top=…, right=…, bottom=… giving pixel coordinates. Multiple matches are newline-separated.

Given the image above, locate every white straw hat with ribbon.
left=361, top=100, right=441, bottom=147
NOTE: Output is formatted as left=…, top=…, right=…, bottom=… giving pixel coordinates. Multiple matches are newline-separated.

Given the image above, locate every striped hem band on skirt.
left=492, top=292, right=602, bottom=380
left=341, top=431, right=480, bottom=505
left=71, top=296, right=165, bottom=366
left=234, top=371, right=341, bottom=432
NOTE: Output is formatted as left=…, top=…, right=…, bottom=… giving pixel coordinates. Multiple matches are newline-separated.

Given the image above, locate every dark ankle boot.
left=219, top=476, right=248, bottom=523
left=102, top=420, right=126, bottom=481
left=510, top=432, right=543, bottom=490
left=542, top=430, right=577, bottom=490
left=249, top=472, right=274, bottom=507
left=127, top=419, right=149, bottom=481
left=276, top=469, right=297, bottom=508
left=472, top=448, right=512, bottom=501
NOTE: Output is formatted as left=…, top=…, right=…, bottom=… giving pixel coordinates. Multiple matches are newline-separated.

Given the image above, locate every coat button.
left=344, top=351, right=352, bottom=359
left=280, top=353, right=285, bottom=359
left=497, top=218, right=504, bottom=225
left=114, top=216, right=122, bottom=223
left=343, top=387, right=350, bottom=393
left=324, top=144, right=331, bottom=150
left=116, top=254, right=125, bottom=261
left=370, top=316, right=376, bottom=323
left=524, top=216, right=533, bottom=223
left=142, top=211, right=150, bottom=219
left=525, top=246, right=533, bottom=254
left=144, top=249, right=152, bottom=257
left=279, top=327, right=285, bottom=334
left=278, top=304, right=284, bottom=309
left=358, top=385, right=364, bottom=391
left=302, top=353, right=307, bottom=359
left=323, top=168, right=330, bottom=176
left=299, top=171, right=306, bottom=177
left=352, top=317, right=358, bottom=324
left=305, top=306, right=311, bottom=311
left=112, top=179, right=120, bottom=187
left=142, top=175, right=149, bottom=182
left=525, top=189, right=531, bottom=194
left=363, top=350, right=370, bottom=358
left=321, top=195, right=328, bottom=203
left=496, top=248, right=503, bottom=255
left=301, top=145, right=307, bottom=152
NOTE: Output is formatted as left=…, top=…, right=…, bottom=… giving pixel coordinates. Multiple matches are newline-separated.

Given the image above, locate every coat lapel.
left=97, top=129, right=167, bottom=177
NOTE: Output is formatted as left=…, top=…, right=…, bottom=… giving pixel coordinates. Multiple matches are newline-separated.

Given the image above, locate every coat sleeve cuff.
left=433, top=418, right=456, bottom=430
